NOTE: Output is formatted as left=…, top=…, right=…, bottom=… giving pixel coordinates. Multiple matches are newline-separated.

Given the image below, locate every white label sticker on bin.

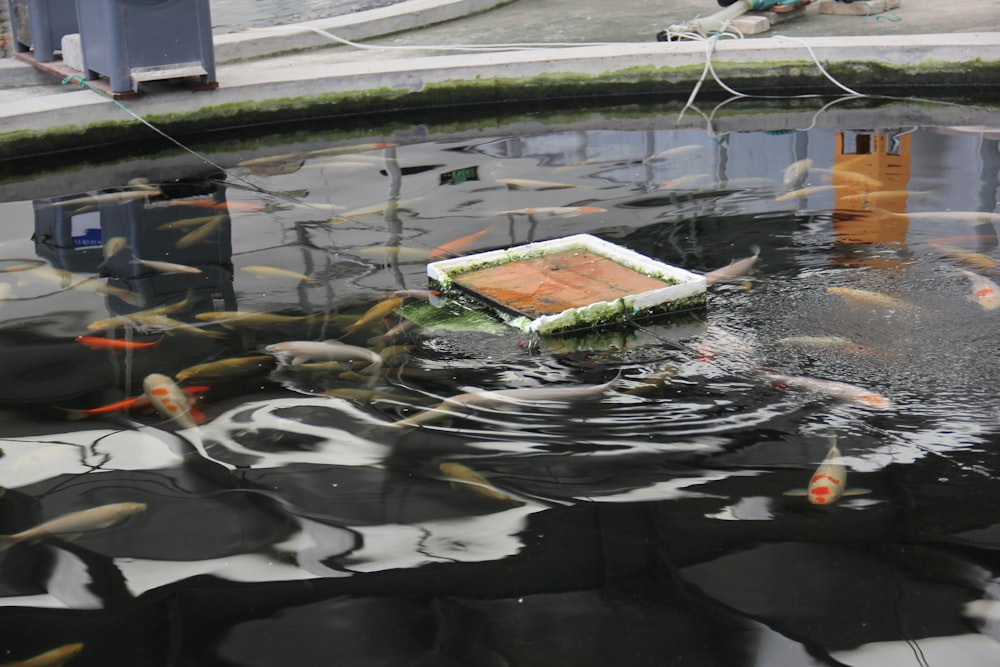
left=70, top=211, right=102, bottom=249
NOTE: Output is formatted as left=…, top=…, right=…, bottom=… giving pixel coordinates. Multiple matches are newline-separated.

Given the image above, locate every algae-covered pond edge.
left=1, top=54, right=998, bottom=167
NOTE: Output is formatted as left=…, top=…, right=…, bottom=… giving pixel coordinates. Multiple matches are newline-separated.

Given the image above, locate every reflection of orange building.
left=831, top=131, right=912, bottom=247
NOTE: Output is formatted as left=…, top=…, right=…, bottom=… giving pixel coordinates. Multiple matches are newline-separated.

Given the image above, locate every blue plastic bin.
left=8, top=0, right=79, bottom=63
left=75, top=0, right=216, bottom=93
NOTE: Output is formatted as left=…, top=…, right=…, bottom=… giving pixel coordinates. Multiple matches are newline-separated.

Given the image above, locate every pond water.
left=1, top=98, right=1000, bottom=666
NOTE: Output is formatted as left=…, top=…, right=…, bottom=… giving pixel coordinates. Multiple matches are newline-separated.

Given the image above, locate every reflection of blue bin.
left=8, top=0, right=79, bottom=63
left=32, top=192, right=109, bottom=272
left=75, top=0, right=216, bottom=94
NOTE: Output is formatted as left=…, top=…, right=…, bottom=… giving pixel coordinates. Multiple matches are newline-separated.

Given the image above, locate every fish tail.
left=750, top=244, right=761, bottom=256
left=59, top=407, right=91, bottom=421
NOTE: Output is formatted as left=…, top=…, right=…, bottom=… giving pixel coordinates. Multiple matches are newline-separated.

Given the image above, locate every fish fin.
left=783, top=489, right=809, bottom=497
left=842, top=488, right=871, bottom=497
left=750, top=243, right=761, bottom=257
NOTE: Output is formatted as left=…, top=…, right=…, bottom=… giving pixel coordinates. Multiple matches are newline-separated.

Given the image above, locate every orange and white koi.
left=785, top=438, right=870, bottom=505
left=428, top=227, right=494, bottom=261
left=143, top=373, right=208, bottom=428
left=500, top=206, right=605, bottom=217
left=74, top=335, right=161, bottom=351
left=704, top=245, right=760, bottom=285
left=2, top=642, right=85, bottom=667
left=0, top=502, right=147, bottom=550
left=761, top=371, right=893, bottom=410
left=957, top=268, right=1000, bottom=310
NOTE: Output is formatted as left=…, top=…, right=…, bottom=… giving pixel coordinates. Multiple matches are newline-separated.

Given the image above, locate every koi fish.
left=775, top=185, right=847, bottom=201
left=85, top=290, right=196, bottom=331
left=36, top=187, right=162, bottom=210
left=0, top=502, right=147, bottom=550
left=496, top=178, right=577, bottom=191
left=774, top=335, right=856, bottom=348
left=782, top=158, right=813, bottom=187
left=500, top=206, right=605, bottom=217
left=929, top=244, right=997, bottom=270
left=131, top=315, right=228, bottom=339
left=175, top=215, right=225, bottom=249
left=74, top=335, right=161, bottom=351
left=642, top=144, right=704, bottom=163
left=241, top=266, right=316, bottom=283
left=265, top=340, right=384, bottom=377
left=167, top=200, right=265, bottom=212
left=785, top=437, right=870, bottom=505
left=194, top=311, right=311, bottom=329
left=157, top=214, right=225, bottom=231
left=957, top=268, right=1000, bottom=310
left=237, top=142, right=395, bottom=167
left=342, top=297, right=405, bottom=336
left=827, top=286, right=911, bottom=311
left=333, top=197, right=423, bottom=221
left=389, top=290, right=439, bottom=299
left=440, top=462, right=521, bottom=504
left=392, top=375, right=619, bottom=428
left=814, top=167, right=883, bottom=188
left=761, top=371, right=893, bottom=410
left=175, top=355, right=273, bottom=381
left=358, top=246, right=431, bottom=262
left=428, top=227, right=494, bottom=261
left=2, top=642, right=85, bottom=667
left=131, top=259, right=203, bottom=275
left=704, top=245, right=761, bottom=285
left=100, top=236, right=128, bottom=265
left=143, top=373, right=208, bottom=428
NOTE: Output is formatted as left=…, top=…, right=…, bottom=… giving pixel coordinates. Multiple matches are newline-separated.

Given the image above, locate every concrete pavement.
left=0, top=0, right=998, bottom=160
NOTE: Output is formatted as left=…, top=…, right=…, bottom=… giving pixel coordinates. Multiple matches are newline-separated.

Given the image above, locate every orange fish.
left=1, top=642, right=84, bottom=667
left=142, top=374, right=209, bottom=428
left=343, top=297, right=405, bottom=336
left=61, top=385, right=210, bottom=421
left=74, top=336, right=162, bottom=351
left=428, top=226, right=494, bottom=260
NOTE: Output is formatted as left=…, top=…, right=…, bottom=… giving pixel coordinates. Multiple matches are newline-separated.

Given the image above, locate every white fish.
left=704, top=245, right=760, bottom=285
left=957, top=269, right=1000, bottom=310
left=131, top=259, right=203, bottom=275
left=761, top=371, right=893, bottom=410
left=784, top=437, right=870, bottom=505
left=265, top=340, right=383, bottom=384
left=782, top=158, right=813, bottom=187
left=392, top=375, right=619, bottom=428
left=0, top=502, right=147, bottom=550
left=775, top=335, right=856, bottom=348
left=496, top=178, right=576, bottom=190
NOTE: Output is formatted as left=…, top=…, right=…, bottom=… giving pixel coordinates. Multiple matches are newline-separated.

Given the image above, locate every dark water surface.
left=1, top=99, right=1000, bottom=666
